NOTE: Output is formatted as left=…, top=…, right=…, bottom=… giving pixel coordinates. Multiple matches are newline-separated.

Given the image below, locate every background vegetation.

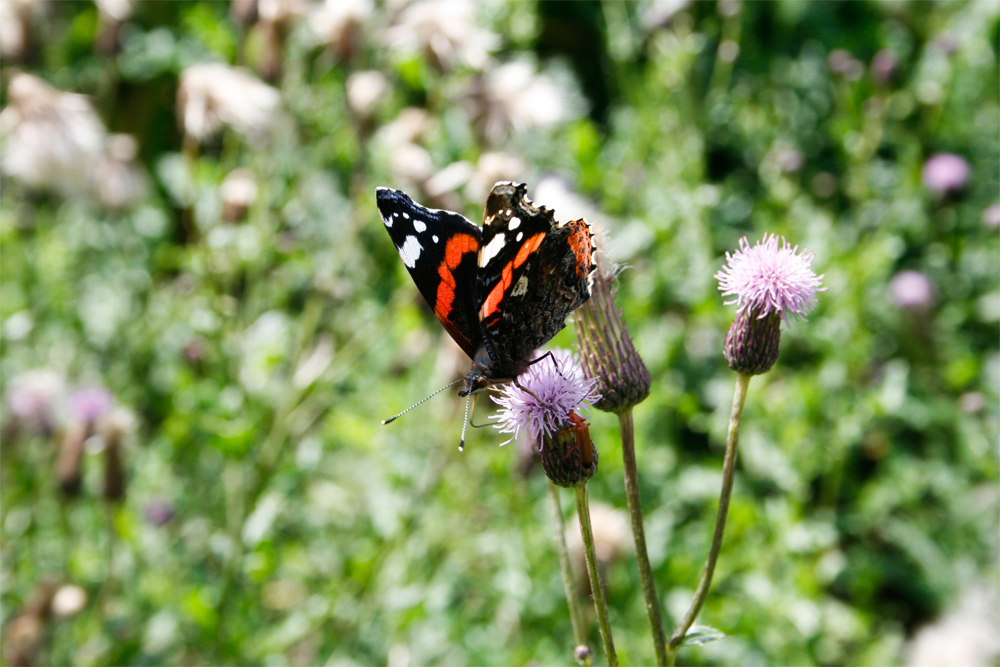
left=1, top=1, right=998, bottom=665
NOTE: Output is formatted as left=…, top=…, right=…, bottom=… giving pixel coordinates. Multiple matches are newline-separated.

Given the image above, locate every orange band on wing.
left=513, top=232, right=545, bottom=269
left=565, top=222, right=593, bottom=279
left=434, top=233, right=478, bottom=319
left=479, top=232, right=545, bottom=320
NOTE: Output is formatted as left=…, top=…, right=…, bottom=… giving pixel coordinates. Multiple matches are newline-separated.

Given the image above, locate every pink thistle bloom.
left=889, top=270, right=936, bottom=310
left=67, top=386, right=113, bottom=424
left=922, top=153, right=970, bottom=193
left=715, top=234, right=825, bottom=325
left=491, top=348, right=600, bottom=444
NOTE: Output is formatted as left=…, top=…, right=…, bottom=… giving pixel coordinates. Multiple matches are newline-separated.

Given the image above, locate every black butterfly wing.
left=505, top=219, right=595, bottom=356
left=475, top=182, right=595, bottom=377
left=376, top=187, right=483, bottom=360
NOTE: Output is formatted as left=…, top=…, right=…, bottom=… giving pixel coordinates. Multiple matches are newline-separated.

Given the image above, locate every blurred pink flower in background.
left=870, top=48, right=898, bottom=86
left=922, top=153, right=970, bottom=193
left=6, top=369, right=66, bottom=435
left=67, top=387, right=114, bottom=425
left=981, top=204, right=1000, bottom=229
left=145, top=499, right=177, bottom=527
left=888, top=270, right=936, bottom=311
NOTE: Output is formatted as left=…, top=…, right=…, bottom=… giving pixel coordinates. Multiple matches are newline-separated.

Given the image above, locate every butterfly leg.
left=527, top=350, right=568, bottom=380
left=512, top=375, right=548, bottom=404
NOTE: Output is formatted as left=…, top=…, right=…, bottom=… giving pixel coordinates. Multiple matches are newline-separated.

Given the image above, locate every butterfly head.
left=458, top=347, right=496, bottom=397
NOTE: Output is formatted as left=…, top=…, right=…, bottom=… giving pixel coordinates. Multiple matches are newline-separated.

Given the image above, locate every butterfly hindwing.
left=376, top=187, right=483, bottom=359
left=475, top=182, right=595, bottom=378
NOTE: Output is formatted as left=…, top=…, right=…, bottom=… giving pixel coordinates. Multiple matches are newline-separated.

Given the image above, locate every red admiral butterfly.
left=376, top=181, right=596, bottom=448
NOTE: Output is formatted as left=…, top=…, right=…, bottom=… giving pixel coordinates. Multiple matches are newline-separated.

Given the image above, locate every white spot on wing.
left=414, top=220, right=427, bottom=233
left=512, top=275, right=529, bottom=297
left=403, top=212, right=410, bottom=219
left=516, top=231, right=523, bottom=242
left=508, top=216, right=521, bottom=230
left=383, top=214, right=393, bottom=228
left=479, top=233, right=506, bottom=267
left=398, top=235, right=423, bottom=268
left=432, top=235, right=439, bottom=243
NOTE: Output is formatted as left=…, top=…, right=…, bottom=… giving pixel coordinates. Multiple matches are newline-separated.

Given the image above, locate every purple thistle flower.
left=717, top=235, right=825, bottom=375
left=983, top=204, right=1000, bottom=230
left=715, top=234, right=825, bottom=326
left=145, top=499, right=177, bottom=527
left=889, top=270, right=936, bottom=311
left=491, top=348, right=600, bottom=443
left=7, top=369, right=66, bottom=435
left=67, top=386, right=113, bottom=424
left=922, top=153, right=970, bottom=193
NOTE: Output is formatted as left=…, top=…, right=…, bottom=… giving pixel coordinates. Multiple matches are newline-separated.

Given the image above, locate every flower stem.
left=548, top=481, right=591, bottom=665
left=575, top=484, right=618, bottom=667
left=618, top=409, right=668, bottom=666
left=666, top=372, right=751, bottom=661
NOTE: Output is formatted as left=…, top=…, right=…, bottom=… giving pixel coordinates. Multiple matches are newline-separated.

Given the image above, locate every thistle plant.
left=665, top=234, right=825, bottom=664
left=492, top=349, right=617, bottom=666
left=575, top=249, right=666, bottom=665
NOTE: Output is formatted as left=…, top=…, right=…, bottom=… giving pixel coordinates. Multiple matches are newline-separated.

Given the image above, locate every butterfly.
left=376, top=181, right=595, bottom=447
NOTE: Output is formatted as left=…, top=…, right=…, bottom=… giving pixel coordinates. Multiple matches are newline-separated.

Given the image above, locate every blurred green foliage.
left=1, top=1, right=997, bottom=665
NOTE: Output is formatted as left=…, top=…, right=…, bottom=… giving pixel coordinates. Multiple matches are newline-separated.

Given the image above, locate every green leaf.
left=681, top=624, right=727, bottom=647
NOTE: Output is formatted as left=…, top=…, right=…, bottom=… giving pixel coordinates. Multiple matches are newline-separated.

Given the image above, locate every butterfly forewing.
left=476, top=182, right=556, bottom=334
left=376, top=187, right=483, bottom=359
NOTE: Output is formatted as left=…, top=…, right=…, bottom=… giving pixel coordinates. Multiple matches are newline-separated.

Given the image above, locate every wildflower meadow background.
left=1, top=1, right=998, bottom=665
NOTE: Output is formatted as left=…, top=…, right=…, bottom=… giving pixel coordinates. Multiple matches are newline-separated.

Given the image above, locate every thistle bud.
left=576, top=260, right=650, bottom=414
left=539, top=413, right=598, bottom=488
left=722, top=306, right=782, bottom=375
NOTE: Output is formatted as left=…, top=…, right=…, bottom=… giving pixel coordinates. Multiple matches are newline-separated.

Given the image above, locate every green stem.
left=548, top=481, right=592, bottom=665
left=575, top=485, right=618, bottom=667
left=618, top=409, right=667, bottom=666
left=666, top=372, right=751, bottom=662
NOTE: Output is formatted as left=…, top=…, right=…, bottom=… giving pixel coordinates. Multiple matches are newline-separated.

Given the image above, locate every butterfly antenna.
left=381, top=378, right=464, bottom=425
left=458, top=392, right=475, bottom=451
